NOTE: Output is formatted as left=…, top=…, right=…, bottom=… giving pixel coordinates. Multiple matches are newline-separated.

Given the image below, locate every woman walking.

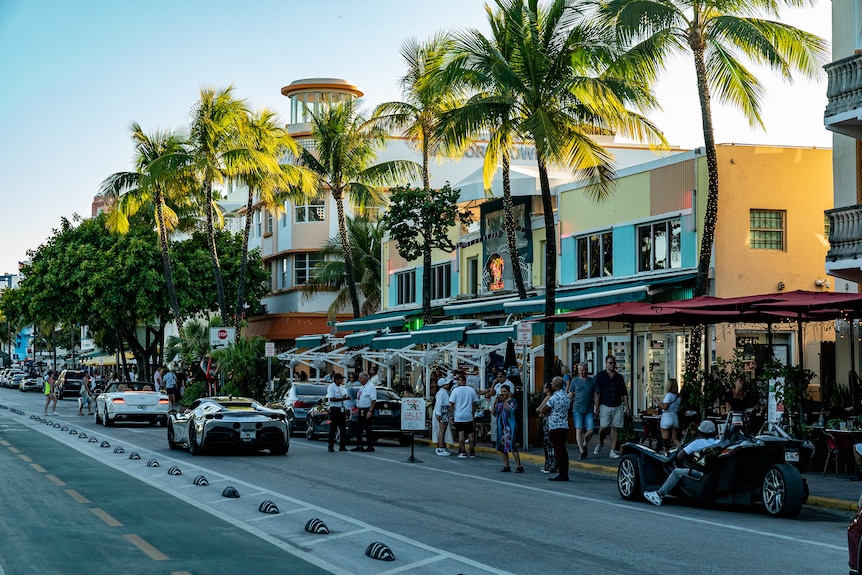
left=495, top=387, right=523, bottom=472
left=43, top=370, right=57, bottom=415
left=536, top=381, right=557, bottom=473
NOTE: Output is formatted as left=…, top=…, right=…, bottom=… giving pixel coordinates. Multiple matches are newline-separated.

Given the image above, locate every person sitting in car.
left=643, top=420, right=720, bottom=507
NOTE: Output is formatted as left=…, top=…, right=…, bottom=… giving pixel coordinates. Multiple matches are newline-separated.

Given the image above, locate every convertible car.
left=94, top=381, right=170, bottom=427
left=167, top=396, right=289, bottom=455
left=617, top=411, right=813, bottom=518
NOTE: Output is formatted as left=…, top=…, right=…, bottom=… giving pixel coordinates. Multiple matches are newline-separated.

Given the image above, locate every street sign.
left=516, top=322, right=531, bottom=346
left=209, top=327, right=235, bottom=349
left=400, top=397, right=426, bottom=431
left=264, top=342, right=275, bottom=357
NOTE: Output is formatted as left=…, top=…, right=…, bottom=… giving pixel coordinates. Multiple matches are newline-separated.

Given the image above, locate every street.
left=0, top=389, right=850, bottom=575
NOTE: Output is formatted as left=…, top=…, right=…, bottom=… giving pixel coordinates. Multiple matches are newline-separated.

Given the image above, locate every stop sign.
left=218, top=329, right=228, bottom=340
left=209, top=327, right=235, bottom=348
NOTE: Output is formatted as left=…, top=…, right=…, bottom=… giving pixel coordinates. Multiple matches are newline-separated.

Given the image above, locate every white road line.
left=304, top=528, right=369, bottom=545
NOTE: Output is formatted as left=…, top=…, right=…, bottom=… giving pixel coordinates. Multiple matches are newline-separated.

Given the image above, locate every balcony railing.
left=826, top=204, right=862, bottom=261
left=825, top=52, right=862, bottom=139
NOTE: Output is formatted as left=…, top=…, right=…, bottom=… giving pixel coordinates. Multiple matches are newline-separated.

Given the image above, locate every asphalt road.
left=0, top=388, right=852, bottom=575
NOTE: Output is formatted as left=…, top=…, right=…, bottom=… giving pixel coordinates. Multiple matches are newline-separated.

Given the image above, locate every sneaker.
left=363, top=447, right=375, bottom=453
left=644, top=491, right=663, bottom=506
left=593, top=444, right=603, bottom=455
left=436, top=448, right=450, bottom=456
left=468, top=452, right=476, bottom=458
left=578, top=450, right=586, bottom=461
left=609, top=450, right=621, bottom=459
left=540, top=468, right=552, bottom=474
left=457, top=452, right=468, bottom=459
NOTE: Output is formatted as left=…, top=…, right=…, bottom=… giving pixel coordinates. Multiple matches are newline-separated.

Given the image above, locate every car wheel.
left=762, top=463, right=804, bottom=518
left=188, top=425, right=203, bottom=456
left=159, top=417, right=167, bottom=428
left=167, top=422, right=179, bottom=450
left=270, top=444, right=288, bottom=455
left=104, top=411, right=114, bottom=427
left=94, top=410, right=101, bottom=425
left=398, top=434, right=413, bottom=447
left=305, top=425, right=316, bottom=441
left=617, top=455, right=642, bottom=501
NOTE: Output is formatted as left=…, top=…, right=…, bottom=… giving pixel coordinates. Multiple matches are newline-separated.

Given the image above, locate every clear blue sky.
left=0, top=0, right=832, bottom=277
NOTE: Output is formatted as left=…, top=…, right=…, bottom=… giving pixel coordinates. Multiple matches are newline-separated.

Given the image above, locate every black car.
left=305, top=386, right=413, bottom=446
left=267, top=383, right=329, bottom=434
left=55, top=369, right=87, bottom=400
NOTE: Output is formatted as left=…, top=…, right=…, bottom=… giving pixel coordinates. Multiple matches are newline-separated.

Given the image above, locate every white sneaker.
left=644, top=491, right=663, bottom=506
left=457, top=452, right=468, bottom=459
left=436, top=448, right=450, bottom=456
left=609, top=450, right=621, bottom=459
left=593, top=444, right=603, bottom=455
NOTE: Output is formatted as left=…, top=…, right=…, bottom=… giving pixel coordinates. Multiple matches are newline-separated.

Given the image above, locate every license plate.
left=137, top=405, right=147, bottom=410
left=784, top=451, right=799, bottom=462
left=378, top=409, right=392, bottom=416
left=241, top=430, right=255, bottom=440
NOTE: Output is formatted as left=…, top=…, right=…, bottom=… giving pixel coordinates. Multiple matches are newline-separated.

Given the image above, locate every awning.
left=244, top=313, right=343, bottom=341
left=295, top=334, right=329, bottom=348
left=410, top=322, right=476, bottom=345
left=344, top=330, right=379, bottom=347
left=333, top=311, right=410, bottom=332
left=82, top=352, right=135, bottom=366
left=454, top=164, right=574, bottom=203
left=503, top=273, right=697, bottom=314
left=370, top=332, right=414, bottom=351
left=464, top=325, right=515, bottom=346
left=443, top=296, right=522, bottom=317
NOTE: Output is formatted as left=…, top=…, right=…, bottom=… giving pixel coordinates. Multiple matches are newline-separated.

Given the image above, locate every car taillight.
left=293, top=401, right=314, bottom=408
left=158, top=398, right=170, bottom=405
left=111, top=398, right=125, bottom=404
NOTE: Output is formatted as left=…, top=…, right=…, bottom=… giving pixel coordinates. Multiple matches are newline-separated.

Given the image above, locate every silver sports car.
left=95, top=381, right=170, bottom=426
left=167, top=396, right=290, bottom=455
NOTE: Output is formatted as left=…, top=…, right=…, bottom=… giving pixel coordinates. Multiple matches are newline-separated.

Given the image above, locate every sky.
left=0, top=0, right=833, bottom=277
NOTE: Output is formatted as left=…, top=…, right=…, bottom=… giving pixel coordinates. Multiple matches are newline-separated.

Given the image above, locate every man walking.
left=352, top=372, right=377, bottom=452
left=163, top=365, right=179, bottom=410
left=326, top=373, right=349, bottom=452
left=449, top=374, right=479, bottom=458
left=568, top=362, right=596, bottom=460
left=540, top=376, right=571, bottom=481
left=434, top=378, right=452, bottom=455
left=595, top=355, right=628, bottom=459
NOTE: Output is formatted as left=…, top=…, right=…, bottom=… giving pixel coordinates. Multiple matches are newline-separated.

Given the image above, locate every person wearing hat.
left=434, top=377, right=453, bottom=456
left=326, top=373, right=349, bottom=452
left=644, top=419, right=720, bottom=506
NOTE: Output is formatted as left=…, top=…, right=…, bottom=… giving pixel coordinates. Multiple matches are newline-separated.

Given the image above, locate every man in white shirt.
left=368, top=366, right=382, bottom=387
left=351, top=372, right=378, bottom=452
left=449, top=374, right=479, bottom=458
left=644, top=420, right=721, bottom=506
left=465, top=367, right=481, bottom=391
left=434, top=379, right=452, bottom=455
left=153, top=366, right=163, bottom=392
left=326, top=373, right=349, bottom=452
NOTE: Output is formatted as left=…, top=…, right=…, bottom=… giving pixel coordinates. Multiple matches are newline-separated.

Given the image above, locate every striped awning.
left=343, top=330, right=378, bottom=347
left=370, top=332, right=414, bottom=351
left=334, top=313, right=408, bottom=332
left=443, top=296, right=521, bottom=317
left=410, top=322, right=476, bottom=345
left=463, top=325, right=515, bottom=346
left=295, top=334, right=329, bottom=348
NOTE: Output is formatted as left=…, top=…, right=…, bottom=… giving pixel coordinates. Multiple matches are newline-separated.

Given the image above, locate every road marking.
left=0, top=439, right=9, bottom=446
left=30, top=463, right=46, bottom=472
left=124, top=534, right=169, bottom=561
left=45, top=474, right=65, bottom=486
left=65, top=489, right=89, bottom=503
left=90, top=507, right=123, bottom=527
left=378, top=554, right=445, bottom=574
left=171, top=572, right=192, bottom=575
left=304, top=528, right=369, bottom=545
left=7, top=446, right=20, bottom=453
left=17, top=454, right=32, bottom=462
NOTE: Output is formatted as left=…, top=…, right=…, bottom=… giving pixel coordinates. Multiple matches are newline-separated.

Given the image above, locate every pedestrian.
left=163, top=365, right=179, bottom=410
left=351, top=372, right=377, bottom=452
left=449, top=374, right=479, bottom=458
left=659, top=378, right=682, bottom=451
left=78, top=372, right=93, bottom=416
left=540, top=376, right=571, bottom=481
left=495, top=386, right=524, bottom=473
left=644, top=420, right=720, bottom=506
left=482, top=371, right=515, bottom=443
left=326, top=373, right=349, bottom=452
left=595, top=355, right=628, bottom=459
left=466, top=367, right=482, bottom=390
left=536, top=381, right=557, bottom=474
left=153, top=364, right=164, bottom=392
left=43, top=370, right=57, bottom=415
left=434, top=378, right=452, bottom=456
left=368, top=366, right=382, bottom=387
left=568, top=362, right=597, bottom=460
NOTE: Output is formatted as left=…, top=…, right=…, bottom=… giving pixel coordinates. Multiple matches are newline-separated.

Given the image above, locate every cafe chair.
left=822, top=430, right=855, bottom=478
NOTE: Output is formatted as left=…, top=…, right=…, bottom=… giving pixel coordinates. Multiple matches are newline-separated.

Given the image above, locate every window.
left=396, top=270, right=416, bottom=305
left=266, top=210, right=273, bottom=234
left=638, top=218, right=681, bottom=272
left=467, top=257, right=479, bottom=296
left=294, top=252, right=323, bottom=285
left=577, top=231, right=613, bottom=279
left=430, top=263, right=451, bottom=301
left=750, top=210, right=785, bottom=250
left=254, top=210, right=261, bottom=237
left=296, top=196, right=325, bottom=223
left=280, top=258, right=288, bottom=289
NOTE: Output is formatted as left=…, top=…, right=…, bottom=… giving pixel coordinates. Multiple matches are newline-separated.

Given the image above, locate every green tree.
left=212, top=334, right=269, bottom=400
left=597, top=0, right=827, bottom=369
left=296, top=99, right=421, bottom=318
left=301, top=216, right=385, bottom=320
left=384, top=184, right=473, bottom=324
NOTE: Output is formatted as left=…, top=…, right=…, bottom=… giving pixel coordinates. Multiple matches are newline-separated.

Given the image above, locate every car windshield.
left=64, top=371, right=87, bottom=380
left=293, top=384, right=327, bottom=396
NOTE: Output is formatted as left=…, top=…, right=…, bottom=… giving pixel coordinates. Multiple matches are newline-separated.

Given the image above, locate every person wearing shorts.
left=448, top=375, right=479, bottom=458
left=595, top=355, right=628, bottom=459
left=434, top=378, right=452, bottom=455
left=568, top=362, right=596, bottom=460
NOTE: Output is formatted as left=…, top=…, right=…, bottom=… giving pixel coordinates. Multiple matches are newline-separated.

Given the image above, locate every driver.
left=643, top=420, right=720, bottom=507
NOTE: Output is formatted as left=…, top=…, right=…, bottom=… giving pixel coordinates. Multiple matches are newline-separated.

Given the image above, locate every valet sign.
left=400, top=398, right=426, bottom=431
left=209, top=327, right=236, bottom=349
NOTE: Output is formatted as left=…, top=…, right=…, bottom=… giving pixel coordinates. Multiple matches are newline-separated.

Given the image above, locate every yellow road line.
left=30, top=463, right=46, bottom=472
left=7, top=446, right=20, bottom=453
left=124, top=534, right=169, bottom=561
left=17, top=454, right=32, bottom=462
left=45, top=474, right=65, bottom=486
left=65, top=489, right=89, bottom=504
left=90, top=508, right=123, bottom=527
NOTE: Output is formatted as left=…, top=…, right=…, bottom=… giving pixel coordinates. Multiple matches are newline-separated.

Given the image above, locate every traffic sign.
left=516, top=322, right=532, bottom=345
left=209, top=327, right=236, bottom=349
left=265, top=342, right=275, bottom=357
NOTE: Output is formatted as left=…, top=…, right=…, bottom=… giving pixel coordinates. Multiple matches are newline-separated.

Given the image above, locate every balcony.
left=825, top=52, right=862, bottom=140
left=826, top=204, right=862, bottom=282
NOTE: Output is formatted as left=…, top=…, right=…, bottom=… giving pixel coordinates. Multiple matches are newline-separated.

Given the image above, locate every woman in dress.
left=659, top=378, right=681, bottom=450
left=536, top=381, right=557, bottom=473
left=495, top=386, right=524, bottom=472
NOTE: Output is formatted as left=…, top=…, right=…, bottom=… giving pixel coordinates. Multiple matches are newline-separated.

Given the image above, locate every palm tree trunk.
left=334, top=190, right=361, bottom=318
left=537, top=154, right=557, bottom=385
left=204, top=180, right=229, bottom=325
left=422, top=137, right=430, bottom=190
left=422, top=239, right=433, bottom=326
left=502, top=151, right=527, bottom=299
left=155, top=189, right=182, bottom=328
left=235, top=187, right=254, bottom=321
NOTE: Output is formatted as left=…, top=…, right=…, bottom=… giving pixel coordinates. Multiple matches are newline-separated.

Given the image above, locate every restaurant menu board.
left=767, top=377, right=784, bottom=423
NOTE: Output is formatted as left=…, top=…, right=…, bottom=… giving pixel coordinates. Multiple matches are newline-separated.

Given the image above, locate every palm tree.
left=100, top=123, right=193, bottom=328
left=295, top=99, right=420, bottom=318
left=229, top=108, right=317, bottom=321
left=301, top=216, right=384, bottom=320
left=460, top=0, right=666, bottom=382
left=188, top=85, right=249, bottom=325
left=598, top=0, right=827, bottom=368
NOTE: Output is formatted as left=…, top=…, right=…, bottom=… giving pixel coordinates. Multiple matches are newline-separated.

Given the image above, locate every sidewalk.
left=417, top=437, right=861, bottom=513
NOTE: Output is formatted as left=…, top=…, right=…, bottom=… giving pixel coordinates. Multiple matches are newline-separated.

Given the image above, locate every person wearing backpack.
left=659, top=379, right=682, bottom=450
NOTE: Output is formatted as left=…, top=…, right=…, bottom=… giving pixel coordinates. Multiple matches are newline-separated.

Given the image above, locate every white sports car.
left=94, top=381, right=170, bottom=427
left=167, top=396, right=289, bottom=455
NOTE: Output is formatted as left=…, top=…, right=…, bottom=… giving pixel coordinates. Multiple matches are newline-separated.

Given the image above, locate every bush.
left=180, top=380, right=207, bottom=407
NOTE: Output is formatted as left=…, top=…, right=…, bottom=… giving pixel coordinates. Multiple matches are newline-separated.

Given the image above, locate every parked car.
left=10, top=373, right=29, bottom=391
left=850, top=494, right=862, bottom=574
left=617, top=411, right=812, bottom=518
left=305, top=386, right=413, bottom=446
left=94, top=381, right=170, bottom=426
left=18, top=375, right=42, bottom=392
left=4, top=370, right=26, bottom=389
left=268, top=383, right=329, bottom=434
left=55, top=369, right=87, bottom=399
left=167, top=396, right=289, bottom=455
